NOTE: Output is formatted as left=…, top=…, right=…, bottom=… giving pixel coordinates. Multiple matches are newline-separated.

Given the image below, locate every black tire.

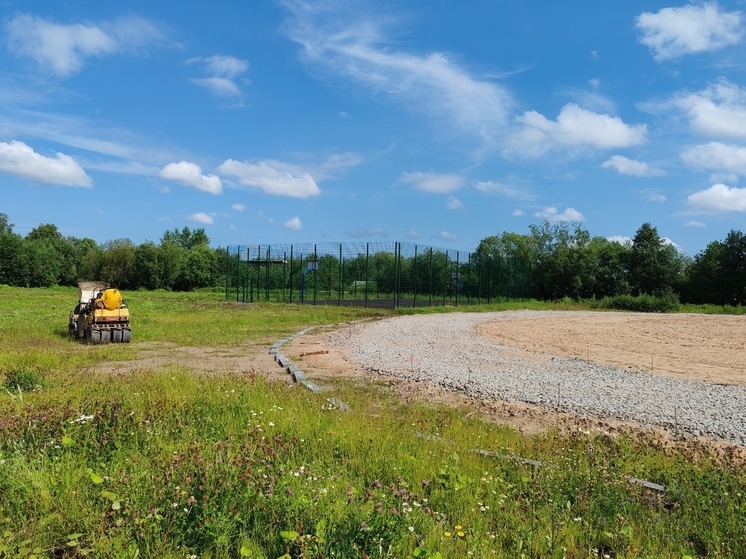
left=84, top=326, right=91, bottom=343
left=100, top=328, right=110, bottom=344
left=90, top=328, right=101, bottom=345
left=112, top=329, right=123, bottom=343
left=122, top=329, right=132, bottom=343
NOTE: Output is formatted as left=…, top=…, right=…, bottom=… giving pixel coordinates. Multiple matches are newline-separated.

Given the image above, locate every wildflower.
left=408, top=526, right=414, bottom=532
left=457, top=531, right=465, bottom=538
left=444, top=532, right=452, bottom=537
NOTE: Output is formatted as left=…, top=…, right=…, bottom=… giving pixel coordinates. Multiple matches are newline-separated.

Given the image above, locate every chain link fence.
left=225, top=241, right=530, bottom=309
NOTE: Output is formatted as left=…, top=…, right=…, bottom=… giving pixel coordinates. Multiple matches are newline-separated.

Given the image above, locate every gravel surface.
left=325, top=311, right=746, bottom=447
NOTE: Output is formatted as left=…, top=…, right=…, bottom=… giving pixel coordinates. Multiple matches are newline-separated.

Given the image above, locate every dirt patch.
left=92, top=341, right=291, bottom=383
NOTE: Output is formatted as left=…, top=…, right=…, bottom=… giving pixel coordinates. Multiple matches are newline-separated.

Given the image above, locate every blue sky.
left=2, top=1, right=746, bottom=255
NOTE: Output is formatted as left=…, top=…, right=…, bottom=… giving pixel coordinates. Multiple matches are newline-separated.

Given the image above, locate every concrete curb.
left=269, top=319, right=378, bottom=409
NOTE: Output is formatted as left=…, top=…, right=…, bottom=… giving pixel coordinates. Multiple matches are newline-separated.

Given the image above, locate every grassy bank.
left=0, top=287, right=744, bottom=558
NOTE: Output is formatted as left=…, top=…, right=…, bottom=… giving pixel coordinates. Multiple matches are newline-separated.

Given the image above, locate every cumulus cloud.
left=681, top=142, right=746, bottom=175
left=534, top=206, right=585, bottom=222
left=635, top=3, right=743, bottom=61
left=159, top=161, right=222, bottom=195
left=187, top=55, right=250, bottom=98
left=232, top=203, right=246, bottom=212
left=446, top=196, right=463, bottom=210
left=5, top=14, right=164, bottom=76
left=218, top=159, right=321, bottom=198
left=282, top=0, right=513, bottom=143
left=406, top=230, right=421, bottom=239
left=686, top=183, right=746, bottom=212
left=284, top=216, right=303, bottom=231
left=672, top=80, right=746, bottom=138
left=438, top=231, right=458, bottom=241
left=0, top=140, right=91, bottom=186
left=187, top=212, right=214, bottom=224
left=685, top=220, right=706, bottom=227
left=512, top=209, right=525, bottom=216
left=400, top=172, right=465, bottom=193
left=601, top=155, right=664, bottom=177
left=505, top=104, right=647, bottom=158
left=608, top=235, right=633, bottom=246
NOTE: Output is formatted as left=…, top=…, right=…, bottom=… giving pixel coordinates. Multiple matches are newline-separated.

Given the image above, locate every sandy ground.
left=477, top=312, right=746, bottom=386
left=93, top=311, right=746, bottom=456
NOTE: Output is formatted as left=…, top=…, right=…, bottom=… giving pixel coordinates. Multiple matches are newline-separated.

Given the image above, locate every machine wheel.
left=122, top=329, right=132, bottom=343
left=100, top=328, right=111, bottom=344
left=84, top=326, right=91, bottom=343
left=90, top=328, right=101, bottom=345
left=112, top=329, right=123, bottom=343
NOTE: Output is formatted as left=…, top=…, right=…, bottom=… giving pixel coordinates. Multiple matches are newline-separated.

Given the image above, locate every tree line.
left=0, top=213, right=225, bottom=291
left=475, top=221, right=746, bottom=307
left=1, top=211, right=745, bottom=307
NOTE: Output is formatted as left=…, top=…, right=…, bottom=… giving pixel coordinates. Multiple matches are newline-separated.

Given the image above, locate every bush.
left=591, top=292, right=680, bottom=313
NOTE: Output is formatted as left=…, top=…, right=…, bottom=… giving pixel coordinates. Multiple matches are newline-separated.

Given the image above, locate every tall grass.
left=0, top=286, right=744, bottom=557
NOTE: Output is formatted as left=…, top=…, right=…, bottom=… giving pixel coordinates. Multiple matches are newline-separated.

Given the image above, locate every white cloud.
left=219, top=159, right=321, bottom=198
left=608, top=235, right=632, bottom=247
left=635, top=3, right=744, bottom=61
left=159, top=161, right=222, bottom=195
left=406, top=230, right=421, bottom=239
left=643, top=191, right=667, bottom=203
left=475, top=180, right=533, bottom=200
left=0, top=140, right=91, bottom=187
left=187, top=55, right=250, bottom=98
left=686, top=183, right=746, bottom=212
left=187, top=212, right=214, bottom=225
left=284, top=216, right=303, bottom=231
left=512, top=209, right=524, bottom=216
left=672, top=80, right=746, bottom=139
left=685, top=220, right=706, bottom=227
left=534, top=206, right=585, bottom=222
left=446, top=196, right=463, bottom=210
left=601, top=155, right=664, bottom=177
left=505, top=104, right=647, bottom=158
left=681, top=142, right=746, bottom=175
left=282, top=1, right=513, bottom=142
left=5, top=14, right=164, bottom=76
left=400, top=172, right=464, bottom=193
left=232, top=203, right=246, bottom=212
left=438, top=231, right=458, bottom=241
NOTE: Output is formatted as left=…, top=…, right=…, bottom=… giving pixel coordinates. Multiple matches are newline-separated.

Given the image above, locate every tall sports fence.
left=225, top=241, right=530, bottom=309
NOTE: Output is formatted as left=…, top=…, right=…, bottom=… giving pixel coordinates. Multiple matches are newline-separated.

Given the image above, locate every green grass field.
left=0, top=286, right=744, bottom=558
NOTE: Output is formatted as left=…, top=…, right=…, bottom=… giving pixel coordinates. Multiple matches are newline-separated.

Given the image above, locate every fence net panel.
left=225, top=241, right=530, bottom=308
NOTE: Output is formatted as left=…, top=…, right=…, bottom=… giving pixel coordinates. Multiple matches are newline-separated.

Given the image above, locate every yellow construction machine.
left=69, top=281, right=131, bottom=344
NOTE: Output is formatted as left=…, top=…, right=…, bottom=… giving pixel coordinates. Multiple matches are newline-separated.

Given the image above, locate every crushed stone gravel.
left=324, top=310, right=746, bottom=447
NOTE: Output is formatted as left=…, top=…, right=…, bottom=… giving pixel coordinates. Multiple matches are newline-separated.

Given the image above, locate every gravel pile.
left=325, top=311, right=746, bottom=447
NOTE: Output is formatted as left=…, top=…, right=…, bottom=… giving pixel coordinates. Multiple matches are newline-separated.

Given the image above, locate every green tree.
left=160, top=227, right=210, bottom=250
left=100, top=239, right=136, bottom=288
left=684, top=230, right=746, bottom=305
left=628, top=223, right=684, bottom=296
left=0, top=214, right=22, bottom=285
left=133, top=241, right=162, bottom=290
left=158, top=242, right=186, bottom=290
left=179, top=244, right=218, bottom=290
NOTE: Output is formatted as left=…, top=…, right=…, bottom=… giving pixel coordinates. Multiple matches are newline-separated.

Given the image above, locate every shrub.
left=591, top=292, right=680, bottom=313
